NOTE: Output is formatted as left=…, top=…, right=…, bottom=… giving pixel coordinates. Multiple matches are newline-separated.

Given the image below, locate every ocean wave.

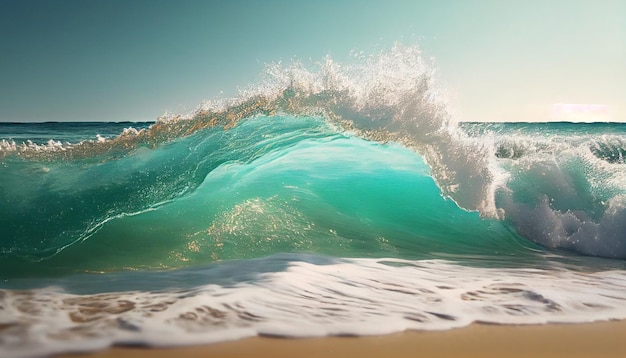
left=464, top=124, right=626, bottom=258
left=1, top=44, right=625, bottom=264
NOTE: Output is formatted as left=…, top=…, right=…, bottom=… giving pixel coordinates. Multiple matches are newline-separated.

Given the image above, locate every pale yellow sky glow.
left=550, top=103, right=613, bottom=122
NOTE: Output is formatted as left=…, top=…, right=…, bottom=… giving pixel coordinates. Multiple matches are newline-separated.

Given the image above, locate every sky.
left=0, top=0, right=624, bottom=123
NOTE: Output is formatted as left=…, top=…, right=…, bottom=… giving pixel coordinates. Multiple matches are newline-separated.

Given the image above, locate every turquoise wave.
left=0, top=114, right=535, bottom=277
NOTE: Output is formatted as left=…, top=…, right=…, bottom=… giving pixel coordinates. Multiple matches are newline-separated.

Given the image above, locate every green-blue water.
left=0, top=115, right=538, bottom=277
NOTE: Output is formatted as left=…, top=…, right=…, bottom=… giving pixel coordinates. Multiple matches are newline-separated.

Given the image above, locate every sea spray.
left=461, top=122, right=626, bottom=258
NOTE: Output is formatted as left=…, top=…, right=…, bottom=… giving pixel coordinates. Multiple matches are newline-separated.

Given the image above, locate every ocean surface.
left=1, top=46, right=625, bottom=358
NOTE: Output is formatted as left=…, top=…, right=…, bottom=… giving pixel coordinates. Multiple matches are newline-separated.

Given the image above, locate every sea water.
left=1, top=45, right=625, bottom=358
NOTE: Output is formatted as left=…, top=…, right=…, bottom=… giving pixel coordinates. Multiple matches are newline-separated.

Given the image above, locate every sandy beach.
left=58, top=320, right=626, bottom=358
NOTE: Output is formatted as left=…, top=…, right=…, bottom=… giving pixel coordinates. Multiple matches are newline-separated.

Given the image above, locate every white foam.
left=2, top=258, right=625, bottom=358
left=479, top=127, right=626, bottom=257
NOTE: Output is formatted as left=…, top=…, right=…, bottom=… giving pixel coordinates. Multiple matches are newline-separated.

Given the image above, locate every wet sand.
left=58, top=320, right=626, bottom=358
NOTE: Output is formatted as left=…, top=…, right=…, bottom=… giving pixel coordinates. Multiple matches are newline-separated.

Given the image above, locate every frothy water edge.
left=2, top=256, right=626, bottom=358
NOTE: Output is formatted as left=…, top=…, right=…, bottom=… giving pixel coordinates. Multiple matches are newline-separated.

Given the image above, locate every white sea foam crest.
left=0, top=139, right=70, bottom=153
left=472, top=125, right=626, bottom=257
left=2, top=258, right=626, bottom=358
left=218, top=44, right=499, bottom=216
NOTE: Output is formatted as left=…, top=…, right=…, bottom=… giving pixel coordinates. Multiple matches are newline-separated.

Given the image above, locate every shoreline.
left=58, top=320, right=626, bottom=358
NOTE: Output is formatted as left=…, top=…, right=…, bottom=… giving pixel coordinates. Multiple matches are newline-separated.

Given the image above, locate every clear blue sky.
left=1, top=0, right=624, bottom=122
